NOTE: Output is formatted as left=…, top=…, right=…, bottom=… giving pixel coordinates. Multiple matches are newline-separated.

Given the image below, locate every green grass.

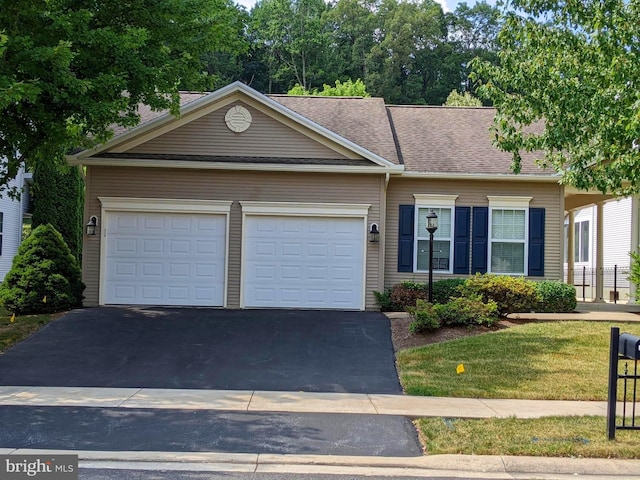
left=397, top=321, right=640, bottom=400
left=0, top=307, right=55, bottom=353
left=417, top=416, right=640, bottom=459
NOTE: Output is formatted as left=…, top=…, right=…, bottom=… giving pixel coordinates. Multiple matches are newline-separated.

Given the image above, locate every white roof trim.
left=72, top=156, right=403, bottom=174
left=401, top=171, right=560, bottom=182
left=68, top=81, right=400, bottom=171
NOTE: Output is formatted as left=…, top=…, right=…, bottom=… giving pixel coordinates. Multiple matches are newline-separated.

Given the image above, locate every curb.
left=6, top=449, right=640, bottom=478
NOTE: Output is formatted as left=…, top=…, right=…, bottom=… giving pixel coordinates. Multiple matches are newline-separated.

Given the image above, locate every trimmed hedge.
left=460, top=274, right=540, bottom=315
left=535, top=280, right=577, bottom=313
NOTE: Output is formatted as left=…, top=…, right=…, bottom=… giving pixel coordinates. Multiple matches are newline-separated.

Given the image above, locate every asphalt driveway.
left=0, top=308, right=401, bottom=394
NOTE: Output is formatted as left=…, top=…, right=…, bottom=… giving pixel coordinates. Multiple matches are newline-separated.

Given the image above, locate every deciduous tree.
left=472, top=0, right=640, bottom=195
left=0, top=0, right=247, bottom=190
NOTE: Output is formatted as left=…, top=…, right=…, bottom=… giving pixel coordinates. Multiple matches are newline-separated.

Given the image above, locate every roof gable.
left=70, top=82, right=401, bottom=173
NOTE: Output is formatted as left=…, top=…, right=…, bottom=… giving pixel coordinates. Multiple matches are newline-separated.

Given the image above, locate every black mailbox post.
left=608, top=328, right=640, bottom=440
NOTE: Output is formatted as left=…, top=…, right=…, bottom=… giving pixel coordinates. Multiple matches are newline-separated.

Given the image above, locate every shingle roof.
left=386, top=105, right=552, bottom=176
left=107, top=88, right=554, bottom=177
left=270, top=95, right=401, bottom=165
left=111, top=92, right=208, bottom=137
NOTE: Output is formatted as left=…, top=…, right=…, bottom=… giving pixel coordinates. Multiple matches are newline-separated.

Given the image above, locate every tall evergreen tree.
left=31, top=155, right=83, bottom=261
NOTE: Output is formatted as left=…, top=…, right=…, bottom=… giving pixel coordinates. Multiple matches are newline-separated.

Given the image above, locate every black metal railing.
left=563, top=265, right=631, bottom=303
left=607, top=327, right=640, bottom=440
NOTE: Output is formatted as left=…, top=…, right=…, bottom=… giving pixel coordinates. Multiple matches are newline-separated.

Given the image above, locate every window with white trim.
left=0, top=212, right=3, bottom=255
left=574, top=220, right=590, bottom=263
left=413, top=194, right=457, bottom=273
left=488, top=196, right=531, bottom=275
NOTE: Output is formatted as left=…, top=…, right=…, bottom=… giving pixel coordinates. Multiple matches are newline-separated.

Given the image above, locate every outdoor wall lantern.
left=86, top=216, right=98, bottom=236
left=369, top=223, right=380, bottom=243
left=426, top=210, right=438, bottom=302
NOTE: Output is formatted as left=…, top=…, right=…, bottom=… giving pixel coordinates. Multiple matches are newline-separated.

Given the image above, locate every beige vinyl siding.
left=83, top=166, right=384, bottom=309
left=384, top=178, right=563, bottom=288
left=126, top=102, right=353, bottom=160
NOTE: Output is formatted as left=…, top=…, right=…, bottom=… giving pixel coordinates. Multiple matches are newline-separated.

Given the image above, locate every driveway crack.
left=118, top=387, right=143, bottom=407
left=247, top=390, right=255, bottom=411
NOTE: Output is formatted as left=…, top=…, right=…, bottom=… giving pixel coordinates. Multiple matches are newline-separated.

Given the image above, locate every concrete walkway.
left=505, top=310, right=640, bottom=322
left=0, top=386, right=619, bottom=419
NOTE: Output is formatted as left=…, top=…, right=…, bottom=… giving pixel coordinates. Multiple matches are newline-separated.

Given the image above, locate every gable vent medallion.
left=225, top=105, right=252, bottom=133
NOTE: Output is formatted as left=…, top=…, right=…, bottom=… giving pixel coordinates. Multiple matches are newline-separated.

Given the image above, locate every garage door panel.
left=104, top=212, right=226, bottom=306
left=244, top=216, right=364, bottom=310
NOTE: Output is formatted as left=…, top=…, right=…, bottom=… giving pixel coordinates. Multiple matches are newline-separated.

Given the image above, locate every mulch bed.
left=388, top=312, right=529, bottom=353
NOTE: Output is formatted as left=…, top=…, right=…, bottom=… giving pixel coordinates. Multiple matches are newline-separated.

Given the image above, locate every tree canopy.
left=0, top=0, right=503, bottom=189
left=444, top=89, right=482, bottom=106
left=0, top=0, right=247, bottom=191
left=288, top=79, right=370, bottom=96
left=472, top=0, right=640, bottom=196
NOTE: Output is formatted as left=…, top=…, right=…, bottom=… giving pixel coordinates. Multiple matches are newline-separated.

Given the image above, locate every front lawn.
left=397, top=321, right=640, bottom=400
left=418, top=416, right=640, bottom=459
left=0, top=307, right=55, bottom=353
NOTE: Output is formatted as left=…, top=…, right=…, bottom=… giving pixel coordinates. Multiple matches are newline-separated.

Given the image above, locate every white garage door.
left=104, top=212, right=226, bottom=306
left=243, top=216, right=365, bottom=309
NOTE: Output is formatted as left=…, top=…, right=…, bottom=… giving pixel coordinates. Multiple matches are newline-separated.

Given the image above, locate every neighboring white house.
left=564, top=197, right=634, bottom=302
left=0, top=168, right=32, bottom=281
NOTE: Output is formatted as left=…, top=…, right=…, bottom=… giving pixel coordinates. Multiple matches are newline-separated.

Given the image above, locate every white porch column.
left=595, top=201, right=605, bottom=302
left=631, top=196, right=640, bottom=303
left=567, top=210, right=575, bottom=285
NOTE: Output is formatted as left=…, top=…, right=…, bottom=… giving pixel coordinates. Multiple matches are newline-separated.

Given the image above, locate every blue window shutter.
left=398, top=205, right=415, bottom=272
left=453, top=207, right=471, bottom=274
left=472, top=207, right=488, bottom=274
left=528, top=208, right=545, bottom=277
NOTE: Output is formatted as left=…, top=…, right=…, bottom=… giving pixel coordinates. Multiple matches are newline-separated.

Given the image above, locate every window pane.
left=417, top=239, right=450, bottom=271
left=574, top=222, right=580, bottom=263
left=491, top=242, right=525, bottom=274
left=492, top=209, right=525, bottom=240
left=580, top=222, right=589, bottom=262
left=417, top=208, right=451, bottom=239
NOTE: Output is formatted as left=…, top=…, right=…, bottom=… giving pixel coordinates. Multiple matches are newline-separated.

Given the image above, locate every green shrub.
left=0, top=224, right=84, bottom=314
left=434, top=294, right=499, bottom=326
left=409, top=300, right=441, bottom=333
left=374, top=288, right=401, bottom=311
left=431, top=278, right=466, bottom=304
left=389, top=281, right=429, bottom=310
left=535, top=281, right=577, bottom=313
left=630, top=251, right=640, bottom=300
left=461, top=274, right=540, bottom=315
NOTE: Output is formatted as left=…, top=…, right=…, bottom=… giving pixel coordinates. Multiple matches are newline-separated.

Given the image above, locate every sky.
left=235, top=0, right=496, bottom=13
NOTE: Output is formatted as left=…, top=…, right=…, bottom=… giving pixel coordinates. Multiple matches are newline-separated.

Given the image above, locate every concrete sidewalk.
left=0, top=386, right=619, bottom=418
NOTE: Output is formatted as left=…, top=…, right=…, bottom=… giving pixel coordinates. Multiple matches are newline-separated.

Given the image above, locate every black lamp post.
left=426, top=210, right=438, bottom=303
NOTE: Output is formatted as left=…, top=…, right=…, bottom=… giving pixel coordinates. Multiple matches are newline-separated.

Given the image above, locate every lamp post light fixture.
left=426, top=210, right=438, bottom=303
left=86, top=216, right=98, bottom=236
left=369, top=223, right=380, bottom=243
